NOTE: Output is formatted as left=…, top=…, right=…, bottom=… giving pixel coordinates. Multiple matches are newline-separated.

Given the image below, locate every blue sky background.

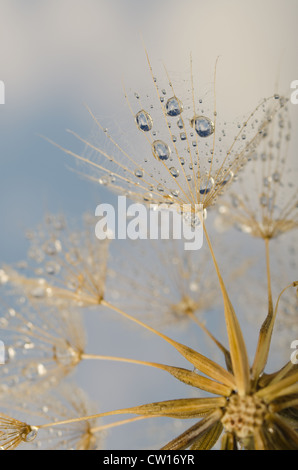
left=0, top=0, right=297, bottom=449
left=1, top=0, right=298, bottom=260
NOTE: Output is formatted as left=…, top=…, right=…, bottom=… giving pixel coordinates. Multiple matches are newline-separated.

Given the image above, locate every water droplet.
left=152, top=140, right=171, bottom=161
left=143, top=193, right=153, bottom=202
left=30, top=284, right=46, bottom=299
left=7, top=347, right=16, bottom=360
left=135, top=110, right=153, bottom=132
left=0, top=269, right=9, bottom=284
left=180, top=132, right=186, bottom=141
left=23, top=427, right=38, bottom=443
left=218, top=170, right=234, bottom=187
left=22, top=362, right=47, bottom=379
left=169, top=167, right=179, bottom=178
left=260, top=194, right=268, bottom=207
left=0, top=317, right=8, bottom=328
left=272, top=172, right=280, bottom=182
left=25, top=321, right=34, bottom=331
left=134, top=169, right=144, bottom=178
left=165, top=96, right=183, bottom=117
left=177, top=117, right=184, bottom=129
left=199, top=175, right=215, bottom=195
left=45, top=261, right=61, bottom=275
left=42, top=240, right=62, bottom=256
left=53, top=344, right=80, bottom=367
left=263, top=176, right=271, bottom=187
left=191, top=116, right=215, bottom=138
left=99, top=176, right=109, bottom=185
left=171, top=189, right=180, bottom=198
left=183, top=213, right=201, bottom=227
left=189, top=282, right=199, bottom=292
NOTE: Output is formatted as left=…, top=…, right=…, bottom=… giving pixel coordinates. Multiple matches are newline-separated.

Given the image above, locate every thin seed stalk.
left=265, top=238, right=273, bottom=315
left=81, top=353, right=232, bottom=396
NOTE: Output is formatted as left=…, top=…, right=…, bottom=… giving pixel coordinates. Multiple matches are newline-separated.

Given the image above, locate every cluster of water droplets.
left=0, top=292, right=86, bottom=396
left=132, top=83, right=217, bottom=201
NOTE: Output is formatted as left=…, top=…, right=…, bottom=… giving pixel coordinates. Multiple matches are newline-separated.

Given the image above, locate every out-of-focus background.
left=0, top=0, right=297, bottom=449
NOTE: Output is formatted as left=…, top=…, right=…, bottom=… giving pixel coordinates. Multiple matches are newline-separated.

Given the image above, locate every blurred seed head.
left=217, top=104, right=298, bottom=240
left=2, top=213, right=110, bottom=307
left=0, top=414, right=38, bottom=450
left=0, top=299, right=85, bottom=395
left=0, top=384, right=102, bottom=450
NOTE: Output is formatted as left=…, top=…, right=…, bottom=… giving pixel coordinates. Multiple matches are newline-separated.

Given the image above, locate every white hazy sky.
left=0, top=0, right=297, bottom=110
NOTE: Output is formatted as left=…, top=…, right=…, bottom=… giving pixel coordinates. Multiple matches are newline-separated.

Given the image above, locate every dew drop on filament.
left=191, top=116, right=215, bottom=138
left=152, top=140, right=171, bottom=161
left=272, top=172, right=280, bottom=183
left=135, top=110, right=153, bottom=132
left=165, top=96, right=183, bottom=117
left=177, top=117, right=184, bottom=129
left=260, top=194, right=268, bottom=207
left=199, top=175, right=215, bottom=195
left=23, top=427, right=38, bottom=443
left=169, top=167, right=179, bottom=178
left=134, top=169, right=144, bottom=178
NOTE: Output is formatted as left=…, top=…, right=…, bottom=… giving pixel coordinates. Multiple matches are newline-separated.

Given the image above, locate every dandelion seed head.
left=0, top=414, right=38, bottom=450
left=217, top=105, right=298, bottom=239
left=0, top=300, right=85, bottom=395
left=0, top=384, right=102, bottom=450
left=58, top=55, right=285, bottom=216
left=3, top=213, right=110, bottom=307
